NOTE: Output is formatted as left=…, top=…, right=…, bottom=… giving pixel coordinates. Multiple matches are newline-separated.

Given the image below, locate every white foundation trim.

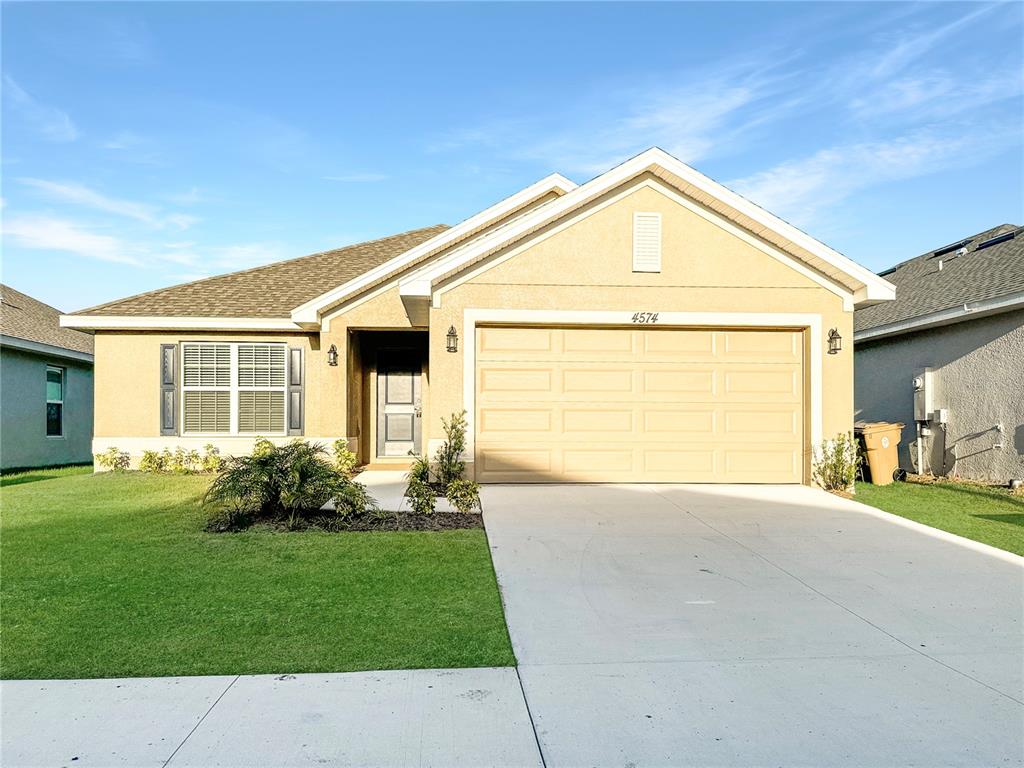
left=461, top=308, right=824, bottom=460
left=92, top=436, right=346, bottom=457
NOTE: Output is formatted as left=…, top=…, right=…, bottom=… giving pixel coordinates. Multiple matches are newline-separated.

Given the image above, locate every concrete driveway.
left=482, top=483, right=1024, bottom=767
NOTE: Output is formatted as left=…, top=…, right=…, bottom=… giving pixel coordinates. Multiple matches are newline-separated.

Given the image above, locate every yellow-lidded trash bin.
left=854, top=422, right=905, bottom=485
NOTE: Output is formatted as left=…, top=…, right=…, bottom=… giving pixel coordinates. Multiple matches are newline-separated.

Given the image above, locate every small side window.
left=46, top=366, right=64, bottom=437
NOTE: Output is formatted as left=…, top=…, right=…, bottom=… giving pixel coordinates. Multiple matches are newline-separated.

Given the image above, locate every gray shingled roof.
left=0, top=285, right=94, bottom=355
left=855, top=224, right=1024, bottom=333
left=73, top=224, right=449, bottom=318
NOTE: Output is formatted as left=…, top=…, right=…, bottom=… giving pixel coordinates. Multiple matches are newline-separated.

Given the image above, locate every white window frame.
left=180, top=342, right=288, bottom=437
left=46, top=365, right=65, bottom=438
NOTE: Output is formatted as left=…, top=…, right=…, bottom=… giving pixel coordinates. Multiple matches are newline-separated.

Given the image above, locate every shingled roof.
left=855, top=224, right=1024, bottom=334
left=1, top=285, right=94, bottom=355
left=74, top=224, right=449, bottom=318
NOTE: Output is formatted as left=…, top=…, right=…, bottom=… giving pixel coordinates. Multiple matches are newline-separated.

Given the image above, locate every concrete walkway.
left=483, top=483, right=1024, bottom=767
left=1, top=668, right=542, bottom=767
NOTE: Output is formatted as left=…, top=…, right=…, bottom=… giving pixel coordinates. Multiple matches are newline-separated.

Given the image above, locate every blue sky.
left=2, top=2, right=1022, bottom=312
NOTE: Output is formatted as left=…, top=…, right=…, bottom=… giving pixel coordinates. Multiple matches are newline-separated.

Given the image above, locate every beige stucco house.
left=62, top=148, right=894, bottom=484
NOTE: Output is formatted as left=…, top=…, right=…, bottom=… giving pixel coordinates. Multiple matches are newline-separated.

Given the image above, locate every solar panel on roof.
left=976, top=230, right=1017, bottom=250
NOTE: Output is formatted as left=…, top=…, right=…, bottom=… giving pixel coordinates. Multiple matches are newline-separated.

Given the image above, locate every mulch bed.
left=206, top=510, right=483, bottom=533
left=338, top=511, right=483, bottom=532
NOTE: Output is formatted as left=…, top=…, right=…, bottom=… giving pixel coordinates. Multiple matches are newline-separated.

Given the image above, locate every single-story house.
left=62, top=148, right=894, bottom=484
left=855, top=224, right=1024, bottom=483
left=1, top=284, right=95, bottom=470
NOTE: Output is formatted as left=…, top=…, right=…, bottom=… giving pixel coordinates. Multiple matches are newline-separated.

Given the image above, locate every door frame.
left=461, top=309, right=823, bottom=480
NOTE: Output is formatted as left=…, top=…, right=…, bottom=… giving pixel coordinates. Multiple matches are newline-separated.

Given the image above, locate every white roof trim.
left=399, top=147, right=895, bottom=308
left=854, top=290, right=1024, bottom=343
left=289, top=173, right=577, bottom=324
left=60, top=315, right=307, bottom=332
left=0, top=334, right=94, bottom=363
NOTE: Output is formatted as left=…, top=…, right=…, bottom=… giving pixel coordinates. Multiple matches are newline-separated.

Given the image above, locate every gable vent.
left=633, top=212, right=662, bottom=273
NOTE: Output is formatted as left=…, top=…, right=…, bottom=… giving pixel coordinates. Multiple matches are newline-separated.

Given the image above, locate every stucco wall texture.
left=854, top=309, right=1024, bottom=482
left=1, top=347, right=94, bottom=469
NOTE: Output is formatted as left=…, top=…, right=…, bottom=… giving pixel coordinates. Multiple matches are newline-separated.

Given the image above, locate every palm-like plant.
left=205, top=441, right=375, bottom=529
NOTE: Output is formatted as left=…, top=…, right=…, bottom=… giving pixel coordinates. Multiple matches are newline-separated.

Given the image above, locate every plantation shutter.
left=288, top=347, right=304, bottom=435
left=181, top=343, right=232, bottom=434
left=632, top=212, right=662, bottom=272
left=160, top=344, right=178, bottom=435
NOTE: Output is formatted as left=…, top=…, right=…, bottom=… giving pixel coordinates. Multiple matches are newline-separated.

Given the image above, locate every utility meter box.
left=912, top=368, right=934, bottom=422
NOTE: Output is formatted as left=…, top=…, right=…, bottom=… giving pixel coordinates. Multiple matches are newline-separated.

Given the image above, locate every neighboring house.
left=855, top=224, right=1024, bottom=483
left=62, top=148, right=894, bottom=484
left=1, top=285, right=95, bottom=470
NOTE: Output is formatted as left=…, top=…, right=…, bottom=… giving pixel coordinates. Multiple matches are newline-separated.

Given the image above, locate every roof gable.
left=399, top=147, right=895, bottom=309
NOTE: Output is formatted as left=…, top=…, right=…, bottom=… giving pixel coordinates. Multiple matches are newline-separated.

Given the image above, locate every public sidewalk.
left=0, top=667, right=542, bottom=767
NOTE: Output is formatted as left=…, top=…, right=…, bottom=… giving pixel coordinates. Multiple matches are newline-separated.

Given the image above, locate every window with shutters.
left=632, top=212, right=662, bottom=272
left=180, top=342, right=288, bottom=435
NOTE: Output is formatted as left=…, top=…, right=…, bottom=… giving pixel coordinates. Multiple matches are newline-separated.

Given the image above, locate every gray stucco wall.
left=854, top=309, right=1024, bottom=482
left=1, top=347, right=94, bottom=470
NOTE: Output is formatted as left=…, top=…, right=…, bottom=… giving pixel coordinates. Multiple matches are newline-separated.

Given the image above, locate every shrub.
left=405, top=477, right=436, bottom=515
left=95, top=447, right=130, bottom=472
left=812, top=432, right=860, bottom=492
left=138, top=450, right=167, bottom=473
left=332, top=439, right=359, bottom=478
left=446, top=478, right=481, bottom=515
left=201, top=444, right=226, bottom=473
left=407, top=453, right=431, bottom=484
left=435, top=410, right=468, bottom=488
left=203, top=440, right=375, bottom=530
left=169, top=447, right=201, bottom=474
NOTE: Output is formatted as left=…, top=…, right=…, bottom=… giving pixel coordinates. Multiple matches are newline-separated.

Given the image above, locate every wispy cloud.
left=2, top=75, right=78, bottom=142
left=323, top=172, right=389, bottom=182
left=18, top=178, right=198, bottom=230
left=866, top=4, right=997, bottom=80
left=729, top=124, right=1019, bottom=226
left=2, top=214, right=139, bottom=265
left=430, top=62, right=793, bottom=176
left=2, top=212, right=285, bottom=275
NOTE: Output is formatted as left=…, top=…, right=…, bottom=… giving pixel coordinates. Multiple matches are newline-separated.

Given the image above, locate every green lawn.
left=855, top=480, right=1024, bottom=556
left=1, top=469, right=514, bottom=679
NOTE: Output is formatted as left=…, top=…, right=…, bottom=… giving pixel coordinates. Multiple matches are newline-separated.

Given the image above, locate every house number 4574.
left=631, top=312, right=659, bottom=324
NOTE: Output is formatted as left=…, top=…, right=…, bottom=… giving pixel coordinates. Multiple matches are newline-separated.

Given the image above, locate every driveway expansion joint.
left=162, top=674, right=239, bottom=767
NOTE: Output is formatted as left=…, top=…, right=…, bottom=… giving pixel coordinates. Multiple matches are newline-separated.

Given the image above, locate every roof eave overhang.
left=854, top=290, right=1024, bottom=343
left=60, top=315, right=312, bottom=332
left=0, top=334, right=94, bottom=363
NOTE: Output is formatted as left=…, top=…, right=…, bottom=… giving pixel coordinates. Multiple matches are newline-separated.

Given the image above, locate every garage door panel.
left=475, top=326, right=804, bottom=483
left=722, top=330, right=801, bottom=362
left=563, top=408, right=634, bottom=435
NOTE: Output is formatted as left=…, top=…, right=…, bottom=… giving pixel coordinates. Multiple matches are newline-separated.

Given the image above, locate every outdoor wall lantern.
left=327, top=344, right=339, bottom=366
left=446, top=325, right=459, bottom=353
left=827, top=328, right=842, bottom=355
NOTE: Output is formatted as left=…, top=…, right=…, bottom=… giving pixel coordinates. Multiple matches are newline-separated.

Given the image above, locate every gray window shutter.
left=160, top=344, right=178, bottom=435
left=288, top=347, right=304, bottom=435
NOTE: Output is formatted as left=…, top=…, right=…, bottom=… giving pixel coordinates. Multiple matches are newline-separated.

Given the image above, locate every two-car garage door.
left=474, top=326, right=805, bottom=483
